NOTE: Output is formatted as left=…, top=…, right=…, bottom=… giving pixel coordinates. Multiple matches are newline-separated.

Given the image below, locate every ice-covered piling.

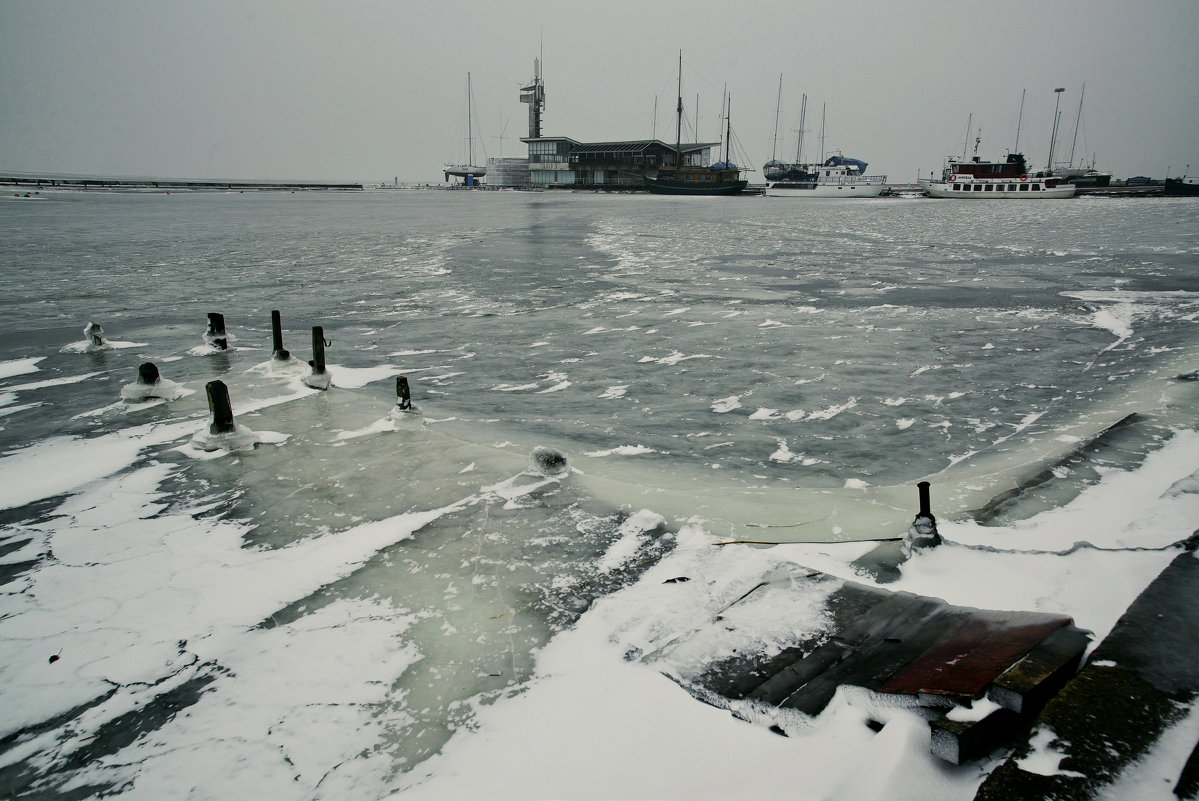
left=204, top=312, right=228, bottom=350
left=192, top=379, right=263, bottom=451
left=206, top=380, right=236, bottom=434
left=120, top=361, right=183, bottom=402
left=302, top=326, right=332, bottom=390
left=388, top=375, right=422, bottom=424
left=395, top=376, right=411, bottom=411
left=271, top=310, right=289, bottom=361
left=84, top=322, right=104, bottom=348
left=908, top=480, right=941, bottom=548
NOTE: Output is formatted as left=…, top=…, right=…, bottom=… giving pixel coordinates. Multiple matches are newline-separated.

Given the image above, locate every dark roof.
left=523, top=137, right=718, bottom=155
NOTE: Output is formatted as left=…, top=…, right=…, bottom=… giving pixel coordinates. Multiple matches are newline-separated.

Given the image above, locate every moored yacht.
left=765, top=154, right=887, bottom=197
left=920, top=152, right=1075, bottom=198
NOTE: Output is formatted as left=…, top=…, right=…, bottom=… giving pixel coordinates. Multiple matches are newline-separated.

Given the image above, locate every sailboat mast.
left=674, top=51, right=683, bottom=166
left=819, top=102, right=826, bottom=163
left=796, top=93, right=807, bottom=162
left=1014, top=89, right=1025, bottom=153
left=719, top=94, right=728, bottom=163
left=467, top=72, right=474, bottom=167
left=1048, top=87, right=1065, bottom=169
left=771, top=74, right=782, bottom=161
left=1068, top=83, right=1085, bottom=167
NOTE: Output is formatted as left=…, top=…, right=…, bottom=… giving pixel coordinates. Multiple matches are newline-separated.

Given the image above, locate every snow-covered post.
left=205, top=380, right=236, bottom=434
left=205, top=312, right=228, bottom=350
left=909, top=480, right=941, bottom=548
left=271, top=310, right=289, bottom=361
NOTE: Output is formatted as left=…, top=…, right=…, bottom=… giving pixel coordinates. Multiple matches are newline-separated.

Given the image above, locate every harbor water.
left=0, top=189, right=1197, bottom=798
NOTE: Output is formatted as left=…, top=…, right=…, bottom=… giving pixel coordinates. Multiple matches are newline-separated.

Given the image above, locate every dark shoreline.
left=1, top=175, right=362, bottom=192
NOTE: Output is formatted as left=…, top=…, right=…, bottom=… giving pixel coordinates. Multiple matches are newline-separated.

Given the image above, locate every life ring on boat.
left=1019, top=174, right=1028, bottom=181
left=948, top=175, right=956, bottom=182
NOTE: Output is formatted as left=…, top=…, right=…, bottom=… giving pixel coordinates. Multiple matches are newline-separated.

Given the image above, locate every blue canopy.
left=824, top=155, right=868, bottom=172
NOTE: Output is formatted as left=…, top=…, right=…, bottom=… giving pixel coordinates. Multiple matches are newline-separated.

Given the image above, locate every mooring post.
left=918, top=481, right=932, bottom=518
left=205, top=380, right=236, bottom=434
left=309, top=326, right=327, bottom=374
left=910, top=480, right=941, bottom=548
left=271, top=310, right=289, bottom=360
left=206, top=312, right=228, bottom=350
left=396, top=375, right=411, bottom=410
left=137, top=362, right=161, bottom=385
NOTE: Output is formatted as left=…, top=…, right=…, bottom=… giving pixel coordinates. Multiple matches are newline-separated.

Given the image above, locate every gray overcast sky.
left=1, top=0, right=1196, bottom=183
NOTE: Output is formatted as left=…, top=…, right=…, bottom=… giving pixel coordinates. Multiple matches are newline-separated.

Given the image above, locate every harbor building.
left=511, top=58, right=722, bottom=191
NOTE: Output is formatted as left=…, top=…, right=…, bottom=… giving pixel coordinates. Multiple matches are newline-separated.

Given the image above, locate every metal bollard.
left=205, top=380, right=236, bottom=434
left=910, top=480, right=941, bottom=548
left=271, top=310, right=289, bottom=360
left=206, top=312, right=228, bottom=350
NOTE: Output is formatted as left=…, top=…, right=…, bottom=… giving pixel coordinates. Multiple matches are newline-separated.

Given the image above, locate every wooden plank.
left=879, top=612, right=1072, bottom=699
left=988, top=624, right=1091, bottom=713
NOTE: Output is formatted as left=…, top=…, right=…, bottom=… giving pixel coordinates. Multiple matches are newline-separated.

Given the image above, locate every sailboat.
left=1048, top=84, right=1111, bottom=188
left=644, top=52, right=747, bottom=196
left=444, top=73, right=487, bottom=185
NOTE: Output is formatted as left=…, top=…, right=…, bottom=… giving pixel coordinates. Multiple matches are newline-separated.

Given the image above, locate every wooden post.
left=137, top=362, right=160, bottom=385
left=206, top=380, right=236, bottom=434
left=310, top=326, right=327, bottom=374
left=206, top=312, right=228, bottom=350
left=271, top=310, right=289, bottom=360
left=396, top=376, right=411, bottom=410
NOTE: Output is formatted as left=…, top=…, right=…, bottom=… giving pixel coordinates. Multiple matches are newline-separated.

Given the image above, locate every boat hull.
left=922, top=179, right=1076, bottom=199
left=1164, top=179, right=1199, bottom=197
left=645, top=177, right=747, bottom=196
left=765, top=179, right=885, bottom=198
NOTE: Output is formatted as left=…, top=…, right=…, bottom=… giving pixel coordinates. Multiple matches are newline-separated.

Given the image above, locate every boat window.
left=985, top=185, right=994, bottom=191
left=1031, top=184, right=1040, bottom=191
left=954, top=184, right=962, bottom=191
left=1020, top=184, right=1029, bottom=191
left=1008, top=184, right=1017, bottom=191
left=973, top=185, right=982, bottom=191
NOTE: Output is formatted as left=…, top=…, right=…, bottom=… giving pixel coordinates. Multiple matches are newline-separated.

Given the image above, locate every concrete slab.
left=975, top=540, right=1199, bottom=800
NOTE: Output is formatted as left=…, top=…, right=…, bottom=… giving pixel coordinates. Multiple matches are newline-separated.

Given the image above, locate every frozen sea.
left=1, top=189, right=1198, bottom=800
